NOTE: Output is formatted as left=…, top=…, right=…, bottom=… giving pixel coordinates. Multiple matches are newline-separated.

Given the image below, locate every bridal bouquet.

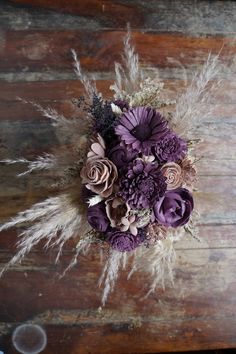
left=0, top=30, right=220, bottom=305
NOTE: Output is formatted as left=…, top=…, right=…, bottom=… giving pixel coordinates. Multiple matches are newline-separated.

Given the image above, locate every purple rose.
left=87, top=202, right=110, bottom=232
left=106, top=229, right=146, bottom=252
left=154, top=188, right=194, bottom=227
left=107, top=143, right=137, bottom=169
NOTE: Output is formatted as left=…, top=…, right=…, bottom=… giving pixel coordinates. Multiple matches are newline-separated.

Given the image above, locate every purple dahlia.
left=119, top=159, right=167, bottom=209
left=107, top=229, right=146, bottom=252
left=154, top=188, right=194, bottom=227
left=154, top=132, right=187, bottom=163
left=115, top=107, right=169, bottom=154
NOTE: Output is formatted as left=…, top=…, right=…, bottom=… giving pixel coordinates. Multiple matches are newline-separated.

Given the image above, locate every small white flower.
left=111, top=103, right=123, bottom=115
left=88, top=195, right=103, bottom=207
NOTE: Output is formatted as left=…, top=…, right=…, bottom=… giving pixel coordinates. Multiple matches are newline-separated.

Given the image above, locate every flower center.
left=131, top=124, right=152, bottom=142
left=138, top=177, right=155, bottom=197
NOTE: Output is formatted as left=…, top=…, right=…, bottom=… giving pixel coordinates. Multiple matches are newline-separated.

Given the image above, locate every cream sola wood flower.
left=0, top=29, right=221, bottom=306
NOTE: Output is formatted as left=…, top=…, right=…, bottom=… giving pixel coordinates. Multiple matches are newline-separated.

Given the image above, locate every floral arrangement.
left=0, top=30, right=220, bottom=305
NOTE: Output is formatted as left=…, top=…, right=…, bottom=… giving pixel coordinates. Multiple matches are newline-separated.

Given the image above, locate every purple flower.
left=106, top=229, right=146, bottom=252
left=115, top=107, right=169, bottom=154
left=154, top=188, right=194, bottom=227
left=119, top=159, right=167, bottom=209
left=154, top=132, right=187, bottom=163
left=87, top=202, right=110, bottom=232
left=107, top=143, right=137, bottom=169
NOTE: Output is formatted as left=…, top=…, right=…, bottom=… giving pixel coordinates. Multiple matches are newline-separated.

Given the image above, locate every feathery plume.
left=71, top=49, right=97, bottom=98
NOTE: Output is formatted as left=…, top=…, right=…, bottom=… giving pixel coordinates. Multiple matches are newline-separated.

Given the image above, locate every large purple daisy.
left=115, top=107, right=169, bottom=154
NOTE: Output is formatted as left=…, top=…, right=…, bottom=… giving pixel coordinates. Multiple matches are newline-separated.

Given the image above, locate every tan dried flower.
left=105, top=197, right=130, bottom=229
left=146, top=223, right=168, bottom=245
left=80, top=157, right=117, bottom=198
left=180, top=157, right=197, bottom=188
left=87, top=134, right=105, bottom=160
left=120, top=214, right=138, bottom=236
left=161, top=162, right=183, bottom=190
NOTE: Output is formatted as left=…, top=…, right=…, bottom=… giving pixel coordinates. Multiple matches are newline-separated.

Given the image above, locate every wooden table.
left=0, top=1, right=236, bottom=353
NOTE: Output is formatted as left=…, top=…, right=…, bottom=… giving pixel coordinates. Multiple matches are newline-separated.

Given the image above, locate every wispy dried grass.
left=71, top=49, right=98, bottom=98
left=172, top=54, right=221, bottom=138
left=99, top=250, right=124, bottom=306
left=0, top=194, right=89, bottom=277
left=1, top=154, right=56, bottom=177
left=110, top=27, right=143, bottom=99
left=59, top=232, right=95, bottom=278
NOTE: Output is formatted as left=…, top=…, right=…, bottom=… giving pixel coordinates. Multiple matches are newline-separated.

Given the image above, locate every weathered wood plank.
left=1, top=79, right=236, bottom=103
left=5, top=0, right=236, bottom=35
left=0, top=31, right=235, bottom=73
left=1, top=248, right=236, bottom=352
left=0, top=223, right=236, bottom=252
left=2, top=318, right=236, bottom=353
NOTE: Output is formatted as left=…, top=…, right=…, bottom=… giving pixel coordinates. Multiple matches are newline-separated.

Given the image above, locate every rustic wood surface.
left=0, top=1, right=236, bottom=353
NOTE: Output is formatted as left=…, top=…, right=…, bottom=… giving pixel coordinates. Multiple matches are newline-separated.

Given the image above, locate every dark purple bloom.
left=154, top=132, right=187, bottom=163
left=87, top=201, right=110, bottom=232
left=119, top=159, right=167, bottom=209
left=115, top=107, right=169, bottom=154
left=106, top=229, right=146, bottom=252
left=107, top=143, right=137, bottom=169
left=154, top=188, right=194, bottom=227
left=114, top=100, right=129, bottom=111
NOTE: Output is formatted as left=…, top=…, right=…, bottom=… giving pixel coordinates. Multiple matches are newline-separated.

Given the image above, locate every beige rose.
left=161, top=162, right=183, bottom=190
left=80, top=157, right=117, bottom=198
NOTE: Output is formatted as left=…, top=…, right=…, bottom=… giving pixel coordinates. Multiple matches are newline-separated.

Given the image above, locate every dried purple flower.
left=106, top=229, right=146, bottom=252
left=154, top=132, right=187, bottom=163
left=107, top=142, right=137, bottom=169
left=115, top=107, right=169, bottom=154
left=119, top=159, right=167, bottom=209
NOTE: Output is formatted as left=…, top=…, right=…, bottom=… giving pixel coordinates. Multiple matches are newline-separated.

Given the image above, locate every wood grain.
left=5, top=0, right=236, bottom=35
left=0, top=1, right=236, bottom=353
left=0, top=30, right=235, bottom=74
